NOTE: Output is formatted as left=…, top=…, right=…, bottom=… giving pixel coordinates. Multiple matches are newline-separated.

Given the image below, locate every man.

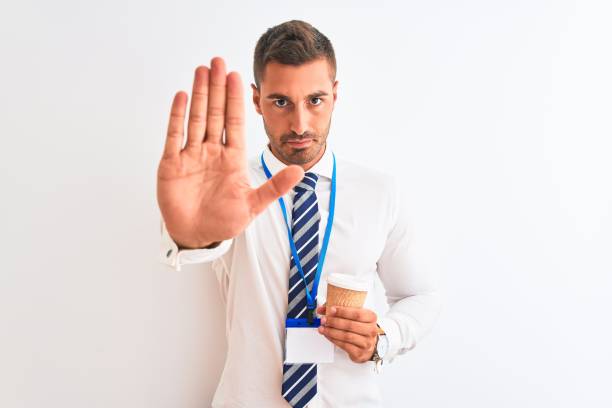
left=157, top=20, right=441, bottom=407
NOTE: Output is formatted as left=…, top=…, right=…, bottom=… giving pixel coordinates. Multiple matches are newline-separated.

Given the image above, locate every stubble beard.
left=263, top=118, right=331, bottom=166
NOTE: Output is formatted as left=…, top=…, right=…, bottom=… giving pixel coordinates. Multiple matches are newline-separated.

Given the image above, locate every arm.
left=156, top=58, right=304, bottom=273
left=159, top=216, right=233, bottom=272
left=376, top=177, right=443, bottom=363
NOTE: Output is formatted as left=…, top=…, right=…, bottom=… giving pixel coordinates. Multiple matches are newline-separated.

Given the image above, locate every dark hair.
left=253, top=20, right=336, bottom=88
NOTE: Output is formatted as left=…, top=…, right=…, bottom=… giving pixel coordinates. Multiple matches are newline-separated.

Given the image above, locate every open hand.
left=157, top=57, right=304, bottom=248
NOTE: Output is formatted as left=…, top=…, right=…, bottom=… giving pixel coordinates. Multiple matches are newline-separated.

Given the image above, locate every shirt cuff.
left=376, top=316, right=402, bottom=364
left=159, top=218, right=232, bottom=271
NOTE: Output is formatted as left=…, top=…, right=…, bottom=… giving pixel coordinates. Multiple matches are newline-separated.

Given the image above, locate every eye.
left=310, top=97, right=322, bottom=106
left=274, top=99, right=288, bottom=108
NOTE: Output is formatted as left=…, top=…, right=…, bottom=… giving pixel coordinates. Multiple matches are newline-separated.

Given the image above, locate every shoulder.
left=335, top=153, right=398, bottom=197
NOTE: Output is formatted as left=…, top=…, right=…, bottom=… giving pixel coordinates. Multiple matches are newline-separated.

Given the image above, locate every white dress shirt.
left=159, top=143, right=442, bottom=407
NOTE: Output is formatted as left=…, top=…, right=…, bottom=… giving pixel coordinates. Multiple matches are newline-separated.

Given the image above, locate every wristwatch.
left=370, top=324, right=389, bottom=373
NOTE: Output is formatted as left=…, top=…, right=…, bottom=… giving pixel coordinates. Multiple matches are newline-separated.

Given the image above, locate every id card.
left=284, top=318, right=335, bottom=364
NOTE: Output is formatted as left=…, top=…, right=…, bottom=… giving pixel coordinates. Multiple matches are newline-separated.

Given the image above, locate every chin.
left=284, top=146, right=321, bottom=165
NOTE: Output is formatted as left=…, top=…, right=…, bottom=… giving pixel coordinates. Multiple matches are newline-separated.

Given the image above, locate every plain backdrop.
left=1, top=1, right=611, bottom=407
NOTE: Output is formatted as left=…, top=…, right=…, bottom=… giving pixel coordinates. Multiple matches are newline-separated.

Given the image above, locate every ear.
left=251, top=83, right=262, bottom=115
left=332, top=80, right=338, bottom=105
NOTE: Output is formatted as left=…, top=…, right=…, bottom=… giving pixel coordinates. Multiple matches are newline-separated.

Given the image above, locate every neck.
left=269, top=142, right=326, bottom=171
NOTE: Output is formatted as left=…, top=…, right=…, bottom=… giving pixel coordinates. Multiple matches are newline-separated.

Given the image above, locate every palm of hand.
left=156, top=57, right=303, bottom=248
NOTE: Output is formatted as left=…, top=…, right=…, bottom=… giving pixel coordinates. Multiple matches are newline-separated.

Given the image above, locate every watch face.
left=377, top=335, right=389, bottom=357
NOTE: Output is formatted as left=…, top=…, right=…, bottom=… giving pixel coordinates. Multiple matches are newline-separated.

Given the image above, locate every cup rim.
left=326, top=273, right=369, bottom=292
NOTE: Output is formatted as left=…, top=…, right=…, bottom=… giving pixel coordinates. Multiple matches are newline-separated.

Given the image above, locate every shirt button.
left=166, top=249, right=173, bottom=258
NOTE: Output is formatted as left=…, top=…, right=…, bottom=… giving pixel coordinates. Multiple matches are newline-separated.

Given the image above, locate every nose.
left=289, top=103, right=310, bottom=136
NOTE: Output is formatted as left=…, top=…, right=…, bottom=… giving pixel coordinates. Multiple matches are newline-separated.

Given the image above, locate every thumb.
left=248, top=165, right=304, bottom=216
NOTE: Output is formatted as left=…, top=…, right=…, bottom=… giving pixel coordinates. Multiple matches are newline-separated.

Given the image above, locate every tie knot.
left=294, top=172, right=318, bottom=193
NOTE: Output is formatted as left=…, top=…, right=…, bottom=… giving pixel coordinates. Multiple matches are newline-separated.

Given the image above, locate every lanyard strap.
left=260, top=151, right=337, bottom=321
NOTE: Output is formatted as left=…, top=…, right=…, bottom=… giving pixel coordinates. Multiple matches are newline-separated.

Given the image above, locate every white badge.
left=284, top=318, right=335, bottom=364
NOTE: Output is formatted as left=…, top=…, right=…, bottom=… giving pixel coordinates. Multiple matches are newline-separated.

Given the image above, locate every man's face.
left=251, top=58, right=338, bottom=167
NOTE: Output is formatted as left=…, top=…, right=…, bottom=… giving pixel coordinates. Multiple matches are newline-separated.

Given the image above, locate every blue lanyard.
left=260, top=151, right=337, bottom=325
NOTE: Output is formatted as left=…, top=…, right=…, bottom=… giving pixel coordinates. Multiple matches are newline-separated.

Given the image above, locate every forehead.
left=260, top=58, right=333, bottom=95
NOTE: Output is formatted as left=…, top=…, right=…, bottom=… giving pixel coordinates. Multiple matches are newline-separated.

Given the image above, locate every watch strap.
left=370, top=323, right=387, bottom=371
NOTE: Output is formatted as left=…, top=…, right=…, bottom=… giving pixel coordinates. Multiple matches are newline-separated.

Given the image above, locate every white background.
left=1, top=1, right=611, bottom=407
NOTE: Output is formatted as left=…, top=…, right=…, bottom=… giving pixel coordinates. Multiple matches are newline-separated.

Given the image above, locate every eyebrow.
left=264, top=90, right=329, bottom=101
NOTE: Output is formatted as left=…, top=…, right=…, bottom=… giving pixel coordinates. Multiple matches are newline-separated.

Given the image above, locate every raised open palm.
left=157, top=57, right=304, bottom=249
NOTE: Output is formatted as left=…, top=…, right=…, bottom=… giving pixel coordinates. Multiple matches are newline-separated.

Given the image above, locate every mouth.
left=286, top=139, right=313, bottom=149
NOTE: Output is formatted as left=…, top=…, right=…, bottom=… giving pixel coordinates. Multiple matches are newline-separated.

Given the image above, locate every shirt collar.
left=261, top=142, right=334, bottom=180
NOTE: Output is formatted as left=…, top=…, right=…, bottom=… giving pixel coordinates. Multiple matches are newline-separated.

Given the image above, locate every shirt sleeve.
left=375, top=176, right=443, bottom=363
left=159, top=217, right=233, bottom=272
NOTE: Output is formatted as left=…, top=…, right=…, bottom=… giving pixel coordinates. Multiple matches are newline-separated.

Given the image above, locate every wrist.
left=369, top=324, right=388, bottom=361
left=177, top=240, right=221, bottom=250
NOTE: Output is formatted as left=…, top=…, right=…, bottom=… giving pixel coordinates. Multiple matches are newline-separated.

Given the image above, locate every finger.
left=224, top=71, right=245, bottom=149
left=164, top=91, right=187, bottom=159
left=318, top=326, right=369, bottom=349
left=247, top=165, right=304, bottom=215
left=186, top=65, right=209, bottom=150
left=322, top=316, right=377, bottom=337
left=316, top=304, right=326, bottom=315
left=205, top=56, right=227, bottom=144
left=329, top=306, right=377, bottom=323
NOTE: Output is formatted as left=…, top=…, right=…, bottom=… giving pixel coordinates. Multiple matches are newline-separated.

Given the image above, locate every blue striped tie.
left=282, top=172, right=320, bottom=408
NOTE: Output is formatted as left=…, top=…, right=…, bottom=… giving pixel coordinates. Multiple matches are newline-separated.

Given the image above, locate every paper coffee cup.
left=325, top=273, right=369, bottom=309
